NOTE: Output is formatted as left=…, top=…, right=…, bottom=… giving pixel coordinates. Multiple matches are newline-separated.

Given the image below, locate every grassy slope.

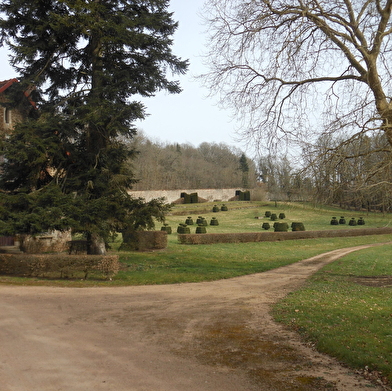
left=273, top=244, right=392, bottom=383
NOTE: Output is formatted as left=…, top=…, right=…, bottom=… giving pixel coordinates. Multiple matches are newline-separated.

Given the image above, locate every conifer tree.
left=0, top=0, right=187, bottom=253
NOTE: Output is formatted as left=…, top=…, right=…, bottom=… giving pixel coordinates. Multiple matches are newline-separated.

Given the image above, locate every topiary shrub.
left=177, top=224, right=191, bottom=234
left=212, top=205, right=220, bottom=212
left=161, top=224, right=172, bottom=234
left=119, top=231, right=168, bottom=251
left=196, top=225, right=207, bottom=234
left=262, top=222, right=270, bottom=230
left=210, top=217, right=219, bottom=226
left=221, top=204, right=228, bottom=211
left=270, top=213, right=278, bottom=221
left=265, top=211, right=271, bottom=217
left=291, top=222, right=305, bottom=231
left=339, top=216, right=346, bottom=224
left=279, top=212, right=286, bottom=219
left=274, top=222, right=289, bottom=232
left=357, top=217, right=365, bottom=225
left=236, top=190, right=250, bottom=201
left=185, top=216, right=194, bottom=225
left=349, top=218, right=357, bottom=226
left=330, top=217, right=339, bottom=225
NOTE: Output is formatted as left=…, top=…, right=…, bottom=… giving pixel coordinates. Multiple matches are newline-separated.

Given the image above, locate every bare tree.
left=202, top=0, right=392, bottom=153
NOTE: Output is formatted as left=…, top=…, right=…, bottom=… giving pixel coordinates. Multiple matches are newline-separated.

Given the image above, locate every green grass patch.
left=273, top=243, right=392, bottom=383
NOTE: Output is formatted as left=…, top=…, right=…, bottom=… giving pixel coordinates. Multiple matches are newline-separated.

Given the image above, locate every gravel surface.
left=1, top=244, right=390, bottom=391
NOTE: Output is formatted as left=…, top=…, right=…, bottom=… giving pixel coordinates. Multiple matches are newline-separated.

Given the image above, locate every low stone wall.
left=18, top=230, right=72, bottom=254
left=129, top=188, right=266, bottom=203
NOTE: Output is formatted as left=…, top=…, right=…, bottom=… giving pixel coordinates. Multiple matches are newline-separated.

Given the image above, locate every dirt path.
left=1, top=244, right=390, bottom=391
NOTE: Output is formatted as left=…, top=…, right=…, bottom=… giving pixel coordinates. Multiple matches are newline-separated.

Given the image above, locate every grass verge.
left=272, top=243, right=392, bottom=384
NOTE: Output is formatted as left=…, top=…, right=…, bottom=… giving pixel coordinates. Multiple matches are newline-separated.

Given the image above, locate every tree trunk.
left=86, top=232, right=106, bottom=255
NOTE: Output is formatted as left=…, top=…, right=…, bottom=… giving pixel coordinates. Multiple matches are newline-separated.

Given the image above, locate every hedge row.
left=119, top=230, right=167, bottom=251
left=178, top=227, right=392, bottom=245
left=0, top=254, right=120, bottom=279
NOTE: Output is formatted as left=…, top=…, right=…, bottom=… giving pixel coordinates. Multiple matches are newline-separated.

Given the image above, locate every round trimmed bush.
left=177, top=224, right=190, bottom=234
left=210, top=217, right=219, bottom=226
left=349, top=218, right=357, bottom=226
left=262, top=222, right=270, bottom=230
left=196, top=225, right=207, bottom=234
left=330, top=217, right=339, bottom=225
left=161, top=224, right=172, bottom=234
left=291, top=222, right=305, bottom=231
left=221, top=204, right=228, bottom=211
left=339, top=216, right=346, bottom=224
left=357, top=217, right=365, bottom=225
left=212, top=205, right=220, bottom=212
left=185, top=216, right=194, bottom=225
left=274, top=222, right=289, bottom=232
left=270, top=213, right=278, bottom=221
left=265, top=211, right=271, bottom=217
left=279, top=213, right=286, bottom=219
left=196, top=216, right=204, bottom=225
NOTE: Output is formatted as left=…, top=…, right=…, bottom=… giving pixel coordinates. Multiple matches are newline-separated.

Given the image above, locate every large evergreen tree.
left=0, top=0, right=187, bottom=253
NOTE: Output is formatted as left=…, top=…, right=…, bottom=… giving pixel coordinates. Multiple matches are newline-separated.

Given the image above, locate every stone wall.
left=18, top=230, right=72, bottom=254
left=128, top=187, right=267, bottom=203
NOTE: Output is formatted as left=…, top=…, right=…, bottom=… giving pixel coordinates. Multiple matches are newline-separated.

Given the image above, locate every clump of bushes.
left=330, top=217, right=339, bottom=225
left=185, top=216, right=194, bottom=225
left=210, top=217, right=219, bottom=226
left=196, top=225, right=207, bottom=234
left=161, top=224, right=172, bottom=234
left=274, top=222, right=289, bottom=232
left=196, top=216, right=208, bottom=226
left=181, top=192, right=199, bottom=204
left=291, top=222, right=305, bottom=231
left=349, top=218, right=357, bottom=226
left=0, top=253, right=119, bottom=280
left=177, top=224, right=191, bottom=234
left=119, top=231, right=168, bottom=251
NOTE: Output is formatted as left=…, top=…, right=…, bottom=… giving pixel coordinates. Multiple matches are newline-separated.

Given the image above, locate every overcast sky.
left=138, top=0, right=241, bottom=148
left=0, top=0, right=244, bottom=150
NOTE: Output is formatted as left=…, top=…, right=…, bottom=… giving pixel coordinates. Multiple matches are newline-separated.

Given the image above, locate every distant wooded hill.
left=130, top=133, right=257, bottom=191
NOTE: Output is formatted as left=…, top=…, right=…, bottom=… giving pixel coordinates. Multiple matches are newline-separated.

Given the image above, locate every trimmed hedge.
left=119, top=230, right=168, bottom=251
left=291, top=222, right=305, bottom=231
left=274, top=222, right=288, bottom=232
left=0, top=254, right=119, bottom=279
left=178, top=227, right=392, bottom=245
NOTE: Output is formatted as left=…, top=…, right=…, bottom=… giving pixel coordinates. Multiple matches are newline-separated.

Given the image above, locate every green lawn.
left=1, top=200, right=392, bottom=385
left=273, top=243, right=392, bottom=384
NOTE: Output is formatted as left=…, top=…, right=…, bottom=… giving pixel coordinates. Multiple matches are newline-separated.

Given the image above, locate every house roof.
left=0, top=78, right=19, bottom=94
left=0, top=78, right=36, bottom=108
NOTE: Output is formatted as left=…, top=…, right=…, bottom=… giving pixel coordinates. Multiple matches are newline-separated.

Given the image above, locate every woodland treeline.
left=131, top=132, right=392, bottom=212
left=130, top=133, right=257, bottom=191
left=259, top=133, right=392, bottom=212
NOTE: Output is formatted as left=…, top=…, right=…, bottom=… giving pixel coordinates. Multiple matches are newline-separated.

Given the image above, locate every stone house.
left=0, top=78, right=36, bottom=135
left=0, top=78, right=71, bottom=253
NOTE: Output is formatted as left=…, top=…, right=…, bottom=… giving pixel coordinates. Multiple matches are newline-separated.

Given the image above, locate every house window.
left=4, top=108, right=11, bottom=124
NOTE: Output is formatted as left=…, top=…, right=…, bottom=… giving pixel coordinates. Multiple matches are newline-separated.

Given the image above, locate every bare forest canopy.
left=129, top=133, right=257, bottom=191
